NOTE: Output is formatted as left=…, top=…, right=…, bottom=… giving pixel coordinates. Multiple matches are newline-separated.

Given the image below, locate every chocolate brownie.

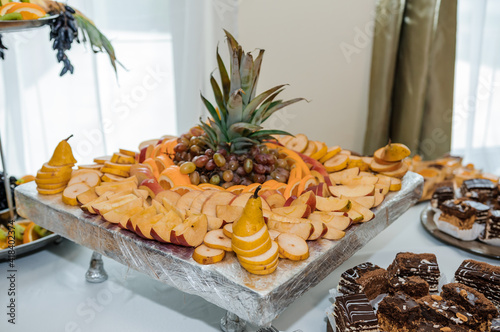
left=439, top=200, right=477, bottom=230
left=388, top=275, right=429, bottom=299
left=416, top=321, right=470, bottom=331
left=441, top=283, right=497, bottom=324
left=484, top=210, right=500, bottom=241
left=387, top=252, right=441, bottom=292
left=338, top=262, right=388, bottom=300
left=431, top=185, right=454, bottom=209
left=454, top=259, right=500, bottom=308
left=377, top=292, right=422, bottom=331
left=461, top=178, right=497, bottom=202
left=461, top=200, right=490, bottom=224
left=333, top=293, right=379, bottom=332
left=417, top=294, right=477, bottom=330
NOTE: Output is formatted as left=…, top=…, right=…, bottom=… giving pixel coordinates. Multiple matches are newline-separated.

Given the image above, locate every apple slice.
left=176, top=190, right=204, bottom=213
left=190, top=190, right=217, bottom=214
left=127, top=206, right=156, bottom=232
left=328, top=167, right=360, bottom=185
left=260, top=190, right=286, bottom=209
left=170, top=214, right=208, bottom=247
left=207, top=215, right=226, bottom=231
left=139, top=178, right=164, bottom=199
left=277, top=233, right=309, bottom=261
left=201, top=191, right=236, bottom=217
left=62, top=183, right=91, bottom=206
left=347, top=209, right=364, bottom=223
left=264, top=211, right=306, bottom=224
left=329, top=185, right=375, bottom=198
left=154, top=190, right=181, bottom=205
left=223, top=223, right=233, bottom=238
left=162, top=197, right=184, bottom=219
left=375, top=175, right=391, bottom=195
left=379, top=162, right=409, bottom=179
left=95, top=181, right=137, bottom=196
left=216, top=205, right=243, bottom=223
left=323, top=154, right=348, bottom=173
left=232, top=224, right=270, bottom=251
left=132, top=189, right=148, bottom=200
left=92, top=194, right=137, bottom=215
left=150, top=210, right=183, bottom=242
left=307, top=220, right=327, bottom=240
left=324, top=215, right=351, bottom=231
left=76, top=187, right=98, bottom=205
left=308, top=211, right=338, bottom=224
left=117, top=206, right=144, bottom=229
left=237, top=240, right=279, bottom=266
left=130, top=165, right=155, bottom=184
left=315, top=196, right=351, bottom=212
left=350, top=200, right=374, bottom=222
left=340, top=176, right=379, bottom=186
left=291, top=191, right=316, bottom=212
left=266, top=219, right=313, bottom=240
left=136, top=213, right=164, bottom=239
left=322, top=224, right=346, bottom=240
left=151, top=199, right=168, bottom=214
left=272, top=204, right=311, bottom=219
left=192, top=244, right=225, bottom=265
left=284, top=133, right=308, bottom=153
left=102, top=197, right=143, bottom=223
left=350, top=196, right=375, bottom=209
left=81, top=192, right=113, bottom=214
left=389, top=177, right=402, bottom=191
left=230, top=192, right=271, bottom=210
left=204, top=229, right=232, bottom=251
left=138, top=144, right=155, bottom=163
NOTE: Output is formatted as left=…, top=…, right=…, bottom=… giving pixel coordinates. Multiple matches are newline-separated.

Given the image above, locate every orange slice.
left=297, top=175, right=317, bottom=196
left=0, top=3, right=17, bottom=16
left=226, top=185, right=247, bottom=194
left=7, top=3, right=46, bottom=20
left=241, top=183, right=261, bottom=193
left=283, top=179, right=301, bottom=199
left=158, top=166, right=191, bottom=190
left=170, top=184, right=202, bottom=196
left=288, top=167, right=301, bottom=184
left=155, top=155, right=174, bottom=174
left=142, top=158, right=160, bottom=179
left=274, top=183, right=287, bottom=195
left=22, top=222, right=40, bottom=244
left=262, top=180, right=281, bottom=189
left=162, top=138, right=177, bottom=156
left=198, top=183, right=225, bottom=191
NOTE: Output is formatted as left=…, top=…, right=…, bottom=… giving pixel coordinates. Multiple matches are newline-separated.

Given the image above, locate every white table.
left=1, top=204, right=498, bottom=332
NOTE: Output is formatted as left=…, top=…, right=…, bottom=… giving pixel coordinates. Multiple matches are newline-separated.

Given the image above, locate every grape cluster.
left=49, top=6, right=78, bottom=76
left=0, top=34, right=7, bottom=60
left=0, top=172, right=17, bottom=211
left=172, top=127, right=290, bottom=188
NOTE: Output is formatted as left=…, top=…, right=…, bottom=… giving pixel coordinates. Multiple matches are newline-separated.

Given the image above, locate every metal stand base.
left=85, top=251, right=108, bottom=283
left=220, top=311, right=247, bottom=332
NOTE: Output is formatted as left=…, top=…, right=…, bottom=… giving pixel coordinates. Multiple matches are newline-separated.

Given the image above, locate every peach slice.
left=273, top=204, right=311, bottom=219
left=323, top=154, right=349, bottom=172
left=329, top=185, right=375, bottom=198
left=170, top=214, right=208, bottom=247
left=231, top=224, right=270, bottom=251
left=389, top=177, right=402, bottom=191
left=315, top=196, right=351, bottom=212
left=374, top=142, right=410, bottom=162
left=277, top=233, right=309, bottom=261
left=319, top=146, right=341, bottom=163
left=285, top=133, right=309, bottom=153
left=201, top=191, right=236, bottom=217
left=322, top=224, right=346, bottom=240
left=223, top=223, right=233, bottom=238
left=370, top=159, right=402, bottom=173
left=237, top=240, right=279, bottom=266
left=62, top=183, right=91, bottom=206
left=379, top=162, right=409, bottom=178
left=307, top=220, right=327, bottom=240
left=266, top=218, right=313, bottom=240
left=192, top=244, right=225, bottom=265
left=216, top=205, right=243, bottom=223
left=150, top=210, right=183, bottom=242
left=68, top=171, right=101, bottom=188
left=204, top=229, right=232, bottom=251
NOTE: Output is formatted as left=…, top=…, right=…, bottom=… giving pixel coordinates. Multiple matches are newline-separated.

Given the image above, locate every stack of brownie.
left=438, top=200, right=477, bottom=232
left=431, top=184, right=454, bottom=209
left=484, top=210, right=500, bottom=242
left=454, top=259, right=500, bottom=308
left=462, top=200, right=491, bottom=225
left=387, top=253, right=441, bottom=292
left=461, top=178, right=497, bottom=201
left=333, top=293, right=379, bottom=332
left=337, top=262, right=388, bottom=300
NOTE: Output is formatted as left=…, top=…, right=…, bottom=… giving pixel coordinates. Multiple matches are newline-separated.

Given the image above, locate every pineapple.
left=198, top=30, right=305, bottom=154
left=174, top=30, right=305, bottom=187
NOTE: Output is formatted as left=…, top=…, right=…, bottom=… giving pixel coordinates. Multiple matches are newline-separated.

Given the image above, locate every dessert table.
left=1, top=204, right=498, bottom=332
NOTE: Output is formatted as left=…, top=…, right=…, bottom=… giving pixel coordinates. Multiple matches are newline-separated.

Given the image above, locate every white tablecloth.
left=1, top=204, right=498, bottom=332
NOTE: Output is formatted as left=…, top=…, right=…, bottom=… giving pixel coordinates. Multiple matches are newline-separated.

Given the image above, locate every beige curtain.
left=363, top=0, right=457, bottom=160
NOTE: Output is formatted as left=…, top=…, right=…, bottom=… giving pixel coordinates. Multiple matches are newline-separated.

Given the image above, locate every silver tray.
left=421, top=206, right=500, bottom=259
left=0, top=232, right=60, bottom=262
left=15, top=172, right=423, bottom=327
left=0, top=15, right=58, bottom=33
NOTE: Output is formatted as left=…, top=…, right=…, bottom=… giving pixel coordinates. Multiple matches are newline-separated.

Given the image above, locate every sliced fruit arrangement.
left=0, top=220, right=52, bottom=250
left=0, top=2, right=47, bottom=20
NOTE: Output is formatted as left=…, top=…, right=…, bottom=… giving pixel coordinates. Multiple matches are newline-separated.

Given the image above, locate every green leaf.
left=200, top=93, right=222, bottom=127
left=227, top=89, right=243, bottom=124
left=248, top=129, right=293, bottom=138
left=229, top=122, right=262, bottom=134
left=249, top=49, right=264, bottom=100
left=262, top=98, right=306, bottom=123
left=240, top=52, right=253, bottom=104
left=229, top=48, right=241, bottom=94
left=224, top=29, right=239, bottom=54
left=244, top=85, right=286, bottom=123
left=210, top=74, right=227, bottom=123
left=199, top=120, right=217, bottom=148
left=216, top=47, right=230, bottom=103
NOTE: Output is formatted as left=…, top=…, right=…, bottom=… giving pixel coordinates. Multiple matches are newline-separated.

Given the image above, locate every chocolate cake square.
left=431, top=185, right=454, bottom=209
left=461, top=178, right=497, bottom=202
left=416, top=321, right=469, bottom=331
left=484, top=210, right=500, bottom=241
left=454, top=259, right=500, bottom=308
left=439, top=200, right=476, bottom=230
left=338, top=262, right=388, bottom=300
left=388, top=275, right=429, bottom=299
left=387, top=252, right=441, bottom=292
left=441, top=282, right=497, bottom=327
left=377, top=292, right=422, bottom=331
left=462, top=200, right=490, bottom=224
left=333, top=293, right=379, bottom=332
left=417, top=294, right=477, bottom=330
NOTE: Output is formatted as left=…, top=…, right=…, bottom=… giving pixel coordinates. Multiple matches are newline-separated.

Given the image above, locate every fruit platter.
left=15, top=31, right=423, bottom=327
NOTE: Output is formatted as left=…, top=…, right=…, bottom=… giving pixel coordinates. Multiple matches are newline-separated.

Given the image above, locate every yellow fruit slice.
left=297, top=175, right=318, bottom=196
left=62, top=183, right=91, bottom=206
left=68, top=172, right=101, bottom=188
left=310, top=142, right=328, bottom=160
left=243, top=262, right=278, bottom=275
left=284, top=133, right=309, bottom=153
left=102, top=173, right=125, bottom=182
left=155, top=155, right=174, bottom=174
left=41, top=162, right=73, bottom=173
left=240, top=255, right=278, bottom=272
left=389, top=177, right=402, bottom=191
left=47, top=135, right=77, bottom=166
left=119, top=149, right=137, bottom=157
left=232, top=237, right=272, bottom=257
left=283, top=179, right=301, bottom=199
left=319, top=146, right=341, bottom=163
left=100, top=167, right=129, bottom=178
left=192, top=244, right=226, bottom=265
left=103, top=162, right=132, bottom=172
left=323, top=154, right=348, bottom=172
left=277, top=233, right=309, bottom=261
left=93, top=156, right=112, bottom=164
left=302, top=140, right=318, bottom=157
left=36, top=186, right=66, bottom=195
left=35, top=175, right=71, bottom=185
left=36, top=168, right=72, bottom=179
left=237, top=238, right=279, bottom=265
left=77, top=164, right=103, bottom=171
left=36, top=182, right=68, bottom=190
left=231, top=224, right=270, bottom=251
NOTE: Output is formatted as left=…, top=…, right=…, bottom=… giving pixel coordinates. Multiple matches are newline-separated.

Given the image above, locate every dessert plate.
left=420, top=206, right=500, bottom=259
left=0, top=15, right=58, bottom=33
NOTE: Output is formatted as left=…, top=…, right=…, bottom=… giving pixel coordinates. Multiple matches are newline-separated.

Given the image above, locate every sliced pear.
left=277, top=233, right=309, bottom=261
left=192, top=244, right=225, bottom=265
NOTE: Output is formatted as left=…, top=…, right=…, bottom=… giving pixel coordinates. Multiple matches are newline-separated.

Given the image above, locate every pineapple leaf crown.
left=199, top=30, right=306, bottom=154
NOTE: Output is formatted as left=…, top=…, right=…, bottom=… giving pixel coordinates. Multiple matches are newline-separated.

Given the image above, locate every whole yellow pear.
left=232, top=186, right=266, bottom=237
left=48, top=135, right=78, bottom=166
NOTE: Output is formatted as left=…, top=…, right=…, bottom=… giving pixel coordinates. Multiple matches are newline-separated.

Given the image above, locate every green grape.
left=210, top=174, right=221, bottom=185
left=244, top=159, right=253, bottom=174
left=213, top=153, right=226, bottom=167
left=180, top=162, right=196, bottom=174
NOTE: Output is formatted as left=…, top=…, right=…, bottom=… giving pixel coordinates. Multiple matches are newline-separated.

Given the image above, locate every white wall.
left=238, top=0, right=377, bottom=153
